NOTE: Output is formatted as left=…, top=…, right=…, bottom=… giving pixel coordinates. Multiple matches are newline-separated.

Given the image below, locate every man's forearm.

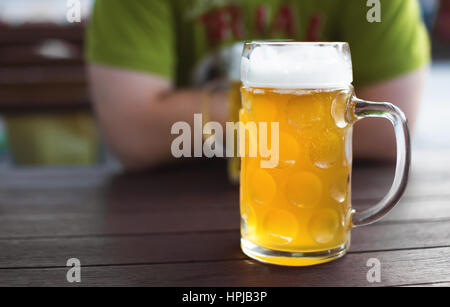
left=89, top=64, right=427, bottom=169
left=88, top=64, right=227, bottom=170
left=100, top=89, right=227, bottom=170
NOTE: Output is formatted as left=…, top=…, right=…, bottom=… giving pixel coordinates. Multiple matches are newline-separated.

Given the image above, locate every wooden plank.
left=0, top=66, right=85, bottom=84
left=0, top=191, right=449, bottom=238
left=0, top=247, right=449, bottom=286
left=0, top=65, right=88, bottom=111
left=0, top=153, right=448, bottom=286
left=0, top=209, right=239, bottom=239
left=0, top=158, right=445, bottom=201
left=0, top=219, right=448, bottom=269
left=0, top=174, right=447, bottom=218
left=1, top=158, right=449, bottom=202
left=352, top=165, right=450, bottom=201
left=0, top=162, right=241, bottom=237
left=0, top=43, right=83, bottom=67
left=0, top=161, right=449, bottom=238
left=379, top=197, right=450, bottom=223
left=0, top=84, right=88, bottom=109
left=0, top=25, right=84, bottom=45
left=0, top=153, right=448, bottom=239
left=351, top=150, right=450, bottom=201
left=0, top=150, right=449, bottom=194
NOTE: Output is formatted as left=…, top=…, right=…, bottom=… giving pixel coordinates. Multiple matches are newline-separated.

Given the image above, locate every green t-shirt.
left=86, top=0, right=430, bottom=88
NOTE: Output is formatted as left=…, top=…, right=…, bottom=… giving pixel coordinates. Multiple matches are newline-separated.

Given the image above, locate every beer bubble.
left=285, top=95, right=324, bottom=131
left=263, top=209, right=298, bottom=245
left=308, top=208, right=340, bottom=244
left=286, top=171, right=323, bottom=208
left=309, top=129, right=342, bottom=169
left=248, top=168, right=276, bottom=205
left=330, top=172, right=349, bottom=203
left=331, top=91, right=350, bottom=128
left=278, top=132, right=300, bottom=167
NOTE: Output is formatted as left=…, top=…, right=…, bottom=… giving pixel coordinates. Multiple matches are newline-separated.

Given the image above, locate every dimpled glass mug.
left=227, top=42, right=245, bottom=184
left=239, top=42, right=411, bottom=266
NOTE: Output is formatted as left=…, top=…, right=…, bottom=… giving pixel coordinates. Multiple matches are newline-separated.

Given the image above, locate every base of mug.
left=241, top=237, right=350, bottom=267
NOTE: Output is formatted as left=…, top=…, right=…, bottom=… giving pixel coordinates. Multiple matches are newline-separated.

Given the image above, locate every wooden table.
left=0, top=151, right=449, bottom=287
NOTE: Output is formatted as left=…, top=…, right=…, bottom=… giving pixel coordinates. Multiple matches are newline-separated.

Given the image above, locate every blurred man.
left=86, top=0, right=430, bottom=170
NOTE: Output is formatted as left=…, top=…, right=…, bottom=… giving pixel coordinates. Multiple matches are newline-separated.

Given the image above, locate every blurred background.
left=0, top=0, right=449, bottom=169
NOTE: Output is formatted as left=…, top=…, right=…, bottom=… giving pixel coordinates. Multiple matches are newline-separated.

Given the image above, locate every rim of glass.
left=244, top=41, right=349, bottom=47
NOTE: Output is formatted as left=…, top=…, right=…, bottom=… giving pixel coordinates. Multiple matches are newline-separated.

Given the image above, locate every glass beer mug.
left=239, top=42, right=411, bottom=266
left=227, top=42, right=245, bottom=184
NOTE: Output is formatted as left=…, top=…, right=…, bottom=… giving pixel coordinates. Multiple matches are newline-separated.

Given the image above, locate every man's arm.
left=88, top=63, right=227, bottom=170
left=353, top=67, right=427, bottom=161
left=89, top=62, right=426, bottom=169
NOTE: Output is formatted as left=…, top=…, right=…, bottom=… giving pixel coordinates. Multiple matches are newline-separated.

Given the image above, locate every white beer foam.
left=241, top=43, right=353, bottom=89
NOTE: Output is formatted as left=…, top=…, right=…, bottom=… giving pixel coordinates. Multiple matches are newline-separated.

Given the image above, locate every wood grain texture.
left=0, top=220, right=449, bottom=269
left=0, top=247, right=449, bottom=287
left=0, top=152, right=449, bottom=286
left=0, top=164, right=448, bottom=238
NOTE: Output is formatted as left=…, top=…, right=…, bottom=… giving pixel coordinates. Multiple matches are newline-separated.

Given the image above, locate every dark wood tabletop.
left=0, top=150, right=449, bottom=287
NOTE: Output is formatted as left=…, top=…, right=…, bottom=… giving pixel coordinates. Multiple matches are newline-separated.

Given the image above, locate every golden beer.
left=226, top=42, right=245, bottom=183
left=227, top=81, right=242, bottom=183
left=240, top=87, right=353, bottom=266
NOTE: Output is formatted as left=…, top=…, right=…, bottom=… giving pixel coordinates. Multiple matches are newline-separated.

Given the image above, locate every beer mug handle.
left=347, top=97, right=411, bottom=227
